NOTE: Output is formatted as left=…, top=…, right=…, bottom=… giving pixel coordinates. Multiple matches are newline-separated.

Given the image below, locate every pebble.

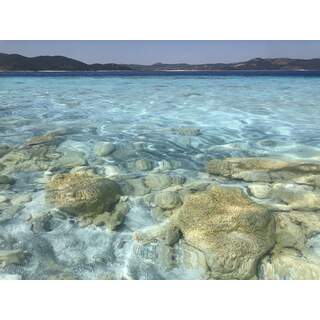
left=54, top=150, right=87, bottom=168
left=248, top=183, right=272, bottom=199
left=95, top=142, right=115, bottom=156
left=103, top=165, right=121, bottom=177
left=135, top=159, right=153, bottom=171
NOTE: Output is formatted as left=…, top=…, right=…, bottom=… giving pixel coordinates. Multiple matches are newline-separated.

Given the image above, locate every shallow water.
left=1, top=74, right=320, bottom=279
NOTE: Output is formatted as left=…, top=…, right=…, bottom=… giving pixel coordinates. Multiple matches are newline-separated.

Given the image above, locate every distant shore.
left=1, top=53, right=320, bottom=72
left=0, top=69, right=318, bottom=73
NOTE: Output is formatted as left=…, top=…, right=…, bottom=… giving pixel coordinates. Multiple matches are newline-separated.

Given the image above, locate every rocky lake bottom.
left=1, top=74, right=320, bottom=280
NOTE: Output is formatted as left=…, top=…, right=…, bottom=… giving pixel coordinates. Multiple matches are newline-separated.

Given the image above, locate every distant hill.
left=0, top=53, right=132, bottom=71
left=1, top=53, right=320, bottom=71
left=131, top=58, right=320, bottom=71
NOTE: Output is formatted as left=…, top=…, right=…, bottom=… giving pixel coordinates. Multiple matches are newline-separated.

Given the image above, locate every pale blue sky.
left=0, top=41, right=319, bottom=65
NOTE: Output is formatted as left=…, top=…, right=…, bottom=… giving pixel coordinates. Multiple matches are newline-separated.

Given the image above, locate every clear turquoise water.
left=2, top=75, right=320, bottom=162
left=1, top=74, right=320, bottom=279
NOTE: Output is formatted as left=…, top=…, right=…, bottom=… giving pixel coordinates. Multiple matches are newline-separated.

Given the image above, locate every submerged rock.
left=259, top=248, right=320, bottom=280
left=135, top=186, right=275, bottom=279
left=70, top=166, right=96, bottom=175
left=154, top=191, right=182, bottom=209
left=288, top=211, right=320, bottom=238
left=123, top=178, right=151, bottom=196
left=248, top=183, right=272, bottom=199
left=46, top=172, right=121, bottom=216
left=207, top=157, right=320, bottom=183
left=174, top=127, right=201, bottom=136
left=144, top=174, right=172, bottom=190
left=207, top=157, right=288, bottom=177
left=0, top=143, right=61, bottom=173
left=175, top=186, right=275, bottom=279
left=156, top=160, right=173, bottom=172
left=275, top=212, right=306, bottom=250
left=103, top=165, right=121, bottom=177
left=90, top=200, right=129, bottom=230
left=293, top=174, right=320, bottom=187
left=94, top=142, right=115, bottom=157
left=25, top=134, right=62, bottom=147
left=271, top=183, right=320, bottom=210
left=53, top=150, right=87, bottom=169
left=178, top=241, right=210, bottom=279
left=134, top=159, right=153, bottom=171
left=144, top=174, right=185, bottom=190
left=0, top=249, right=26, bottom=266
left=268, top=210, right=320, bottom=252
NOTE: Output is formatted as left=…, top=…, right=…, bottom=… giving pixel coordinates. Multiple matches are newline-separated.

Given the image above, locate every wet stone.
left=275, top=212, right=306, bottom=250
left=271, top=183, right=320, bottom=210
left=46, top=172, right=121, bottom=216
left=95, top=142, right=115, bottom=157
left=177, top=242, right=209, bottom=279
left=248, top=183, right=272, bottom=199
left=70, top=166, right=96, bottom=175
left=124, top=178, right=151, bottom=196
left=134, top=159, right=153, bottom=171
left=175, top=186, right=275, bottom=279
left=259, top=247, right=320, bottom=280
left=154, top=191, right=182, bottom=209
left=53, top=150, right=87, bottom=169
left=25, top=134, right=62, bottom=147
left=0, top=143, right=61, bottom=173
left=156, top=160, right=173, bottom=171
left=91, top=200, right=129, bottom=231
left=103, top=165, right=121, bottom=177
left=0, top=249, right=26, bottom=266
left=144, top=174, right=185, bottom=190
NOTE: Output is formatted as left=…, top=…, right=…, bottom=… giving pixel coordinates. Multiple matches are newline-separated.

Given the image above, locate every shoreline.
left=1, top=69, right=320, bottom=77
left=0, top=68, right=315, bottom=72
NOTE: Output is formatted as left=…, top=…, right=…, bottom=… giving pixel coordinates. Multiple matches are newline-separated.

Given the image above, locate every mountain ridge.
left=1, top=53, right=320, bottom=71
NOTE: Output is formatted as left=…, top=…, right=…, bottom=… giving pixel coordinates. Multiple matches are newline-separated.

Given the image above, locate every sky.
left=0, top=41, right=319, bottom=65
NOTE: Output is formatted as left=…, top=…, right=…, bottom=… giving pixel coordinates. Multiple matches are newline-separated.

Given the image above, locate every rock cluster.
left=207, top=157, right=320, bottom=279
left=4, top=129, right=320, bottom=279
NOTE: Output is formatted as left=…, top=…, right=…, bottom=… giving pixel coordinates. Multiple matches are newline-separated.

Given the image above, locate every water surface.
left=1, top=73, right=320, bottom=279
